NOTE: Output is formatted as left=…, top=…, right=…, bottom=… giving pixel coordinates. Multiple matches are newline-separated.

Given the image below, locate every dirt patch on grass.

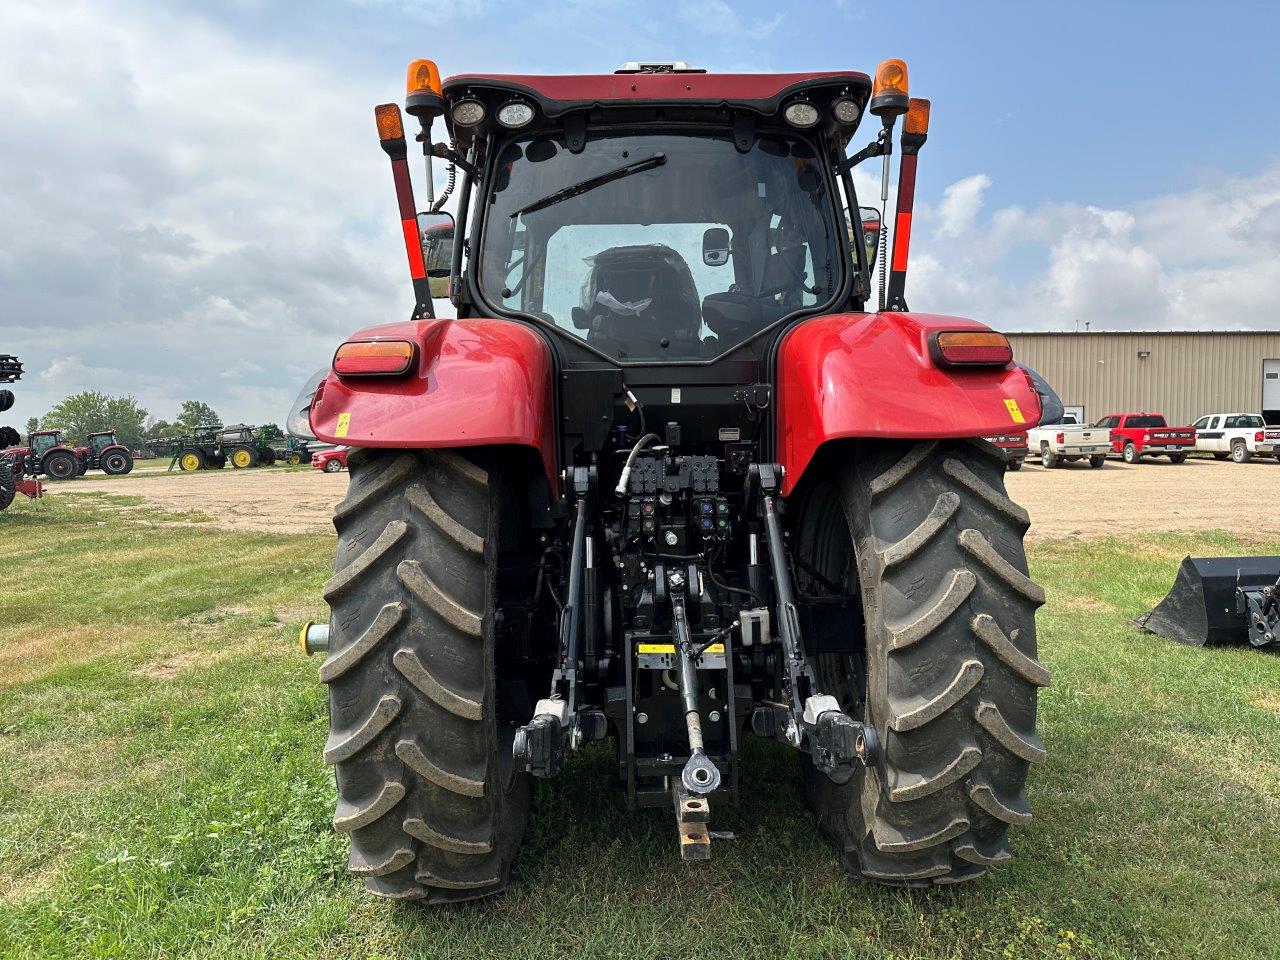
left=1253, top=694, right=1280, bottom=715
left=1008, top=456, right=1280, bottom=542
left=47, top=467, right=345, bottom=535
left=0, top=864, right=60, bottom=903
left=43, top=450, right=1278, bottom=542
left=133, top=650, right=205, bottom=680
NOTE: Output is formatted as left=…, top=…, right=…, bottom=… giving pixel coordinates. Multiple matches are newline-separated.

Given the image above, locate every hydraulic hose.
left=614, top=432, right=660, bottom=496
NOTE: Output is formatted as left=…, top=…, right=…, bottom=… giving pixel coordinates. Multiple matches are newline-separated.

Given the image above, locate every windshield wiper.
left=511, top=153, right=667, bottom=218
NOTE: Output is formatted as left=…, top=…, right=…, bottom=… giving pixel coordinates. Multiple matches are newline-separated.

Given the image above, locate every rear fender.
left=310, top=318, right=557, bottom=495
left=776, top=311, right=1043, bottom=495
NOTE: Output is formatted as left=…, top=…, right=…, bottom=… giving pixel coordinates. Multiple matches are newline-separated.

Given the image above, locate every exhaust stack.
left=886, top=98, right=930, bottom=312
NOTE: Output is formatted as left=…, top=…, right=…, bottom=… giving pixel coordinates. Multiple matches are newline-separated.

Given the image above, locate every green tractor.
left=217, top=424, right=277, bottom=469
left=270, top=435, right=312, bottom=465
left=169, top=424, right=227, bottom=471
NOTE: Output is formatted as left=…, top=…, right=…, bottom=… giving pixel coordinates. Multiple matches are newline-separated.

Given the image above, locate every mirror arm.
left=835, top=127, right=891, bottom=176
left=431, top=142, right=478, bottom=179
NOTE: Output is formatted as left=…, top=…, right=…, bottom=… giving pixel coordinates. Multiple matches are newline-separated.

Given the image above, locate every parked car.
left=1094, top=413, right=1196, bottom=463
left=983, top=433, right=1029, bottom=470
left=1025, top=414, right=1111, bottom=468
left=311, top=447, right=349, bottom=473
left=1192, top=412, right=1280, bottom=463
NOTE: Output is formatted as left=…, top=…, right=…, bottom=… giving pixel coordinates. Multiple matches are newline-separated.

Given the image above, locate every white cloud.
left=935, top=174, right=990, bottom=239
left=908, top=162, right=1280, bottom=331
left=0, top=1, right=411, bottom=428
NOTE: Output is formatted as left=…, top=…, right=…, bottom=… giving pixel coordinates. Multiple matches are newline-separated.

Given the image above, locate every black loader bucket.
left=1135, top=556, right=1280, bottom=648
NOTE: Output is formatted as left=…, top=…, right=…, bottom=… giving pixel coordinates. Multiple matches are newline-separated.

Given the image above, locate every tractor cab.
left=30, top=430, right=62, bottom=457
left=87, top=431, right=117, bottom=456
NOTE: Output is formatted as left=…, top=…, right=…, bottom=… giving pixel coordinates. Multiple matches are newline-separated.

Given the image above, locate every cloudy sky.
left=3, top=0, right=1279, bottom=428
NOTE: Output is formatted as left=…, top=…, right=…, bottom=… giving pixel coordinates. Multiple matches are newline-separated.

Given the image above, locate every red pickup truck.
left=1094, top=413, right=1196, bottom=464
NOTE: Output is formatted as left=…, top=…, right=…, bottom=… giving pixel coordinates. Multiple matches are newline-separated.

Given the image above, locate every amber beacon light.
left=869, top=58, right=909, bottom=117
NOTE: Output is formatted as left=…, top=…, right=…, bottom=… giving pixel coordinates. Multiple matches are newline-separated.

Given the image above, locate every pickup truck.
left=983, top=433, right=1029, bottom=470
left=1025, top=414, right=1111, bottom=468
left=1191, top=412, right=1280, bottom=463
left=1094, top=413, right=1196, bottom=464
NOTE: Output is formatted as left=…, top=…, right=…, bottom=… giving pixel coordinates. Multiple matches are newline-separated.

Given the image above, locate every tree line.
left=22, top=393, right=230, bottom=451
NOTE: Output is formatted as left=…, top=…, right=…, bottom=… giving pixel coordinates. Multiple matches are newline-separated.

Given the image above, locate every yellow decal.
left=636, top=643, right=724, bottom=655
left=1003, top=398, right=1026, bottom=424
left=335, top=412, right=351, bottom=438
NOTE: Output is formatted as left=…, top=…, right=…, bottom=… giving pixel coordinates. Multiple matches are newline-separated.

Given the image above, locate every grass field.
left=1, top=494, right=1278, bottom=959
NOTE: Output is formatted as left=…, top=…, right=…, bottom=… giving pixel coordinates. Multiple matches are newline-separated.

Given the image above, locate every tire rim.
left=182, top=454, right=200, bottom=471
left=233, top=450, right=251, bottom=468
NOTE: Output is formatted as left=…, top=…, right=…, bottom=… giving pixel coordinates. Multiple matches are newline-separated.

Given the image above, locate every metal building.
left=1006, top=331, right=1280, bottom=426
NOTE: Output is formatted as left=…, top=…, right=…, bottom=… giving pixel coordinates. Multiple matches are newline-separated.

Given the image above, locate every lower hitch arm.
left=751, top=464, right=879, bottom=774
left=513, top=469, right=605, bottom=776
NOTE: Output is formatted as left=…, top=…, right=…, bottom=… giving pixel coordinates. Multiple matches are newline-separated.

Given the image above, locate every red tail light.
left=333, top=339, right=416, bottom=377
left=1257, top=431, right=1265, bottom=443
left=1056, top=432, right=1065, bottom=444
left=929, top=330, right=1013, bottom=367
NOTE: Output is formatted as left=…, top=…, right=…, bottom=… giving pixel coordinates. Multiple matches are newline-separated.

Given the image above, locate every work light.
left=497, top=101, right=535, bottom=128
left=831, top=97, right=861, bottom=124
left=783, top=101, right=820, bottom=128
left=451, top=99, right=486, bottom=126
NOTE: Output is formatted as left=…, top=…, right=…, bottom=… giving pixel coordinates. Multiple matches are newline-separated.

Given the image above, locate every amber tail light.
left=333, top=340, right=416, bottom=377
left=929, top=330, right=1013, bottom=368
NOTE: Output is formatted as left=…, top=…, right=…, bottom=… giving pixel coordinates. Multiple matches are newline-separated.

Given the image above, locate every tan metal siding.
left=1006, top=333, right=1280, bottom=426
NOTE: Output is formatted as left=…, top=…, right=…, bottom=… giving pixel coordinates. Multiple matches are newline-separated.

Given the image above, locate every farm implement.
left=1137, top=556, right=1280, bottom=650
left=0, top=354, right=45, bottom=511
left=296, top=56, right=1056, bottom=901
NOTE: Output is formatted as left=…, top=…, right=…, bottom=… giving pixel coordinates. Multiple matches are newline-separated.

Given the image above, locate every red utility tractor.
left=296, top=58, right=1054, bottom=902
left=2, top=428, right=83, bottom=481
left=77, top=430, right=135, bottom=476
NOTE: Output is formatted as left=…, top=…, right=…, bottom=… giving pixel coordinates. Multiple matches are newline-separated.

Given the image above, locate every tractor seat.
left=574, top=244, right=703, bottom=357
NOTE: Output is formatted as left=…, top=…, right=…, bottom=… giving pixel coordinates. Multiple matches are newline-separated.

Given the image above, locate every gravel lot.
left=45, top=453, right=1280, bottom=541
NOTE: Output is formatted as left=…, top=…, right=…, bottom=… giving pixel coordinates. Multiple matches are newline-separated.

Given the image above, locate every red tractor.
left=296, top=58, right=1055, bottom=902
left=2, top=428, right=84, bottom=481
left=77, top=430, right=135, bottom=475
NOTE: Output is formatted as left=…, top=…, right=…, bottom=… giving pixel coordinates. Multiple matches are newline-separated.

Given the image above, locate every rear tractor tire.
left=321, top=449, right=532, bottom=902
left=794, top=439, right=1048, bottom=885
left=179, top=450, right=205, bottom=472
left=43, top=450, right=80, bottom=481
left=0, top=459, right=15, bottom=511
left=102, top=450, right=133, bottom=476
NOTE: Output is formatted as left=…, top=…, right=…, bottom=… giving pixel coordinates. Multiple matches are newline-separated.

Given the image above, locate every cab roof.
left=441, top=70, right=872, bottom=119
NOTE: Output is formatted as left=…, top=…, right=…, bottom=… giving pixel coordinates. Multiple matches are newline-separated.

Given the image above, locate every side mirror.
left=858, top=206, right=881, bottom=272
left=702, top=227, right=730, bottom=267
left=417, top=211, right=456, bottom=279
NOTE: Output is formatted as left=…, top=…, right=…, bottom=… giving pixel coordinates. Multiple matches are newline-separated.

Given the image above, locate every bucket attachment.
left=1135, top=556, right=1280, bottom=648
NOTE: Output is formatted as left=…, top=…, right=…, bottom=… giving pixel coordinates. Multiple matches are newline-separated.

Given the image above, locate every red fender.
left=776, top=311, right=1042, bottom=495
left=310, top=318, right=557, bottom=495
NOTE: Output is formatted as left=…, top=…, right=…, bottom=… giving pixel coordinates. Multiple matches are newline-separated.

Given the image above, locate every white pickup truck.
left=1026, top=414, right=1112, bottom=468
left=1192, top=412, right=1280, bottom=463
